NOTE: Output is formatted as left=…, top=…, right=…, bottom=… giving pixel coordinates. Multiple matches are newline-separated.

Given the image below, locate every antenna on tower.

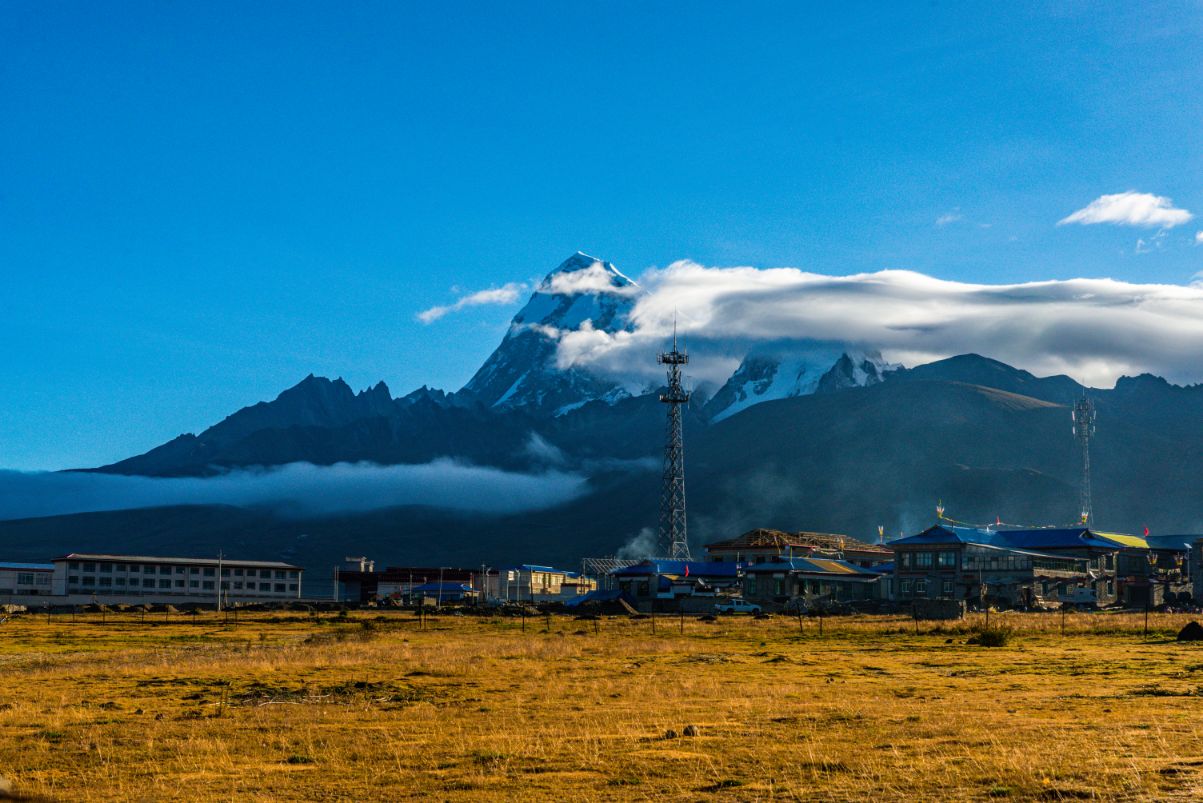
left=658, top=317, right=691, bottom=560
left=1072, top=395, right=1096, bottom=525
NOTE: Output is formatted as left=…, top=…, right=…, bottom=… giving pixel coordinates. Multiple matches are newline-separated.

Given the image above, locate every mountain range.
left=5, top=252, right=1203, bottom=575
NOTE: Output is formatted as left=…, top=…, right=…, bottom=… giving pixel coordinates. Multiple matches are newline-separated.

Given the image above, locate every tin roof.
left=744, top=557, right=881, bottom=576
left=0, top=562, right=55, bottom=571
left=889, top=525, right=1129, bottom=552
left=611, top=560, right=741, bottom=578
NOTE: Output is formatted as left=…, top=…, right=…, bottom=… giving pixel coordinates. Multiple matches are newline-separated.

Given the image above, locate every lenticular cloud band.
left=552, top=261, right=1203, bottom=389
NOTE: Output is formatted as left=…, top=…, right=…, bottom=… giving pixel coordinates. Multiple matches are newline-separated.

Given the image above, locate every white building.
left=0, top=562, right=55, bottom=597
left=485, top=565, right=596, bottom=603
left=52, top=554, right=303, bottom=603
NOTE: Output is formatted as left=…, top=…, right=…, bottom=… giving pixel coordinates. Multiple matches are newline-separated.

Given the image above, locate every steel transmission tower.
left=658, top=328, right=691, bottom=560
left=1072, top=396, right=1096, bottom=525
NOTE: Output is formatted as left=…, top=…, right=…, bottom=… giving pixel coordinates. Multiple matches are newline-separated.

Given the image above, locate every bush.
left=968, top=626, right=1012, bottom=647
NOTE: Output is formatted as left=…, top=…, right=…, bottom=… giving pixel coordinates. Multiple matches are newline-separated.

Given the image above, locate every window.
left=221, top=568, right=230, bottom=577
left=116, top=577, right=126, bottom=587
left=143, top=564, right=157, bottom=574
left=773, top=579, right=785, bottom=596
left=83, top=563, right=96, bottom=572
left=202, top=581, right=215, bottom=590
left=220, top=581, right=229, bottom=590
left=36, top=575, right=50, bottom=586
left=82, top=576, right=96, bottom=586
left=100, top=563, right=113, bottom=573
left=189, top=580, right=199, bottom=588
left=128, top=565, right=139, bottom=573
left=159, top=579, right=171, bottom=589
left=175, top=566, right=186, bottom=574
left=900, top=579, right=912, bottom=594
left=99, top=577, right=112, bottom=587
left=115, top=563, right=127, bottom=572
left=260, top=570, right=271, bottom=578
left=16, top=573, right=34, bottom=585
left=143, top=578, right=155, bottom=588
left=233, top=568, right=244, bottom=577
left=915, top=579, right=928, bottom=594
left=746, top=576, right=757, bottom=595
left=288, top=583, right=297, bottom=592
left=68, top=575, right=79, bottom=584
left=288, top=571, right=298, bottom=579
left=274, top=583, right=286, bottom=593
left=942, top=579, right=954, bottom=595
left=203, top=568, right=215, bottom=577
left=175, top=579, right=185, bottom=588
left=233, top=582, right=243, bottom=590
left=275, top=570, right=286, bottom=579
left=259, top=582, right=271, bottom=591
left=915, top=552, right=933, bottom=568
left=69, top=561, right=80, bottom=570
left=938, top=552, right=956, bottom=568
left=190, top=567, right=199, bottom=575
left=899, top=552, right=912, bottom=568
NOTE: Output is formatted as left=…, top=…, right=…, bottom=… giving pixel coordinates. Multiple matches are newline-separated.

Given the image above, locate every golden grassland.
left=3, top=609, right=1203, bottom=801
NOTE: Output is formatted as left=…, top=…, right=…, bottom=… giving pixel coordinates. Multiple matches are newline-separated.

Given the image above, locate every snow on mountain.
left=704, top=346, right=897, bottom=422
left=458, top=252, right=639, bottom=414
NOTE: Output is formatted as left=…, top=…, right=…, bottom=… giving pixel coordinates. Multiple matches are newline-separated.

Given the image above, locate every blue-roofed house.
left=0, top=562, right=54, bottom=597
left=610, top=560, right=741, bottom=612
left=888, top=525, right=1117, bottom=608
left=741, top=556, right=886, bottom=610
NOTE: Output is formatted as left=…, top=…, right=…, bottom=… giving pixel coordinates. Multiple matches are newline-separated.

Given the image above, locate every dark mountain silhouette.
left=8, top=353, right=1203, bottom=576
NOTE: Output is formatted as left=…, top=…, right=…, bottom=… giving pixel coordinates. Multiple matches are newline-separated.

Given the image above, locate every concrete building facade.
left=52, top=554, right=303, bottom=603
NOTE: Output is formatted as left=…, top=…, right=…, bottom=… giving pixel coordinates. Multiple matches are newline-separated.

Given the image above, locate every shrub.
left=968, top=626, right=1012, bottom=647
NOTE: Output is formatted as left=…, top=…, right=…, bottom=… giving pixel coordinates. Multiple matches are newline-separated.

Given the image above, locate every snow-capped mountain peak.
left=457, top=253, right=637, bottom=413
left=704, top=346, right=897, bottom=422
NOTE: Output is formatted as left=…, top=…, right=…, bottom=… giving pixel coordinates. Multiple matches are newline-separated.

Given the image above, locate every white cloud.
left=1059, top=191, right=1193, bottom=229
left=1195, top=231, right=1203, bottom=245
left=546, top=261, right=639, bottom=296
left=0, top=460, right=586, bottom=521
left=417, top=283, right=526, bottom=323
left=549, top=260, right=1203, bottom=389
left=935, top=211, right=964, bottom=226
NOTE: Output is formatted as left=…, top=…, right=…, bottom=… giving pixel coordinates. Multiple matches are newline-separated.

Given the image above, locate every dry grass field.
left=2, top=609, right=1203, bottom=801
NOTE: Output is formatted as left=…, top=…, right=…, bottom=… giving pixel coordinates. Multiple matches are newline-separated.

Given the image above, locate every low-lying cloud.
left=549, top=261, right=1203, bottom=389
left=417, top=283, right=527, bottom=323
left=0, top=460, right=588, bottom=521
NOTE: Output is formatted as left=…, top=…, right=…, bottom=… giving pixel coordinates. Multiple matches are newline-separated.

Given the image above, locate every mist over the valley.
left=0, top=460, right=588, bottom=521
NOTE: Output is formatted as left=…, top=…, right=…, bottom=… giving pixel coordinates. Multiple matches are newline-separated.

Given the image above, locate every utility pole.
left=1072, top=396, right=1096, bottom=526
left=437, top=567, right=445, bottom=610
left=658, top=323, right=691, bottom=560
left=216, top=551, right=223, bottom=612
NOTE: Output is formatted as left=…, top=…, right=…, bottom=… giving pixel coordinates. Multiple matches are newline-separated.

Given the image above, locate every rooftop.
left=744, top=556, right=882, bottom=576
left=0, top=562, right=55, bottom=571
left=706, top=528, right=890, bottom=555
left=889, top=525, right=1136, bottom=552
left=53, top=554, right=302, bottom=570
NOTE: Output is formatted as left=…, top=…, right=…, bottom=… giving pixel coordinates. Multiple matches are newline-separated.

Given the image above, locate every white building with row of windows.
left=52, top=553, right=303, bottom=602
left=0, top=562, right=55, bottom=596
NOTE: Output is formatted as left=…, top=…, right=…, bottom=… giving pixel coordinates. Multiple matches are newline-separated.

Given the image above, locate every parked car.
left=714, top=599, right=762, bottom=615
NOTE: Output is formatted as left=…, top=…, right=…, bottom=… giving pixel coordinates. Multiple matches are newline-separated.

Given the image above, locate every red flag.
left=996, top=515, right=1001, bottom=526
left=1143, top=526, right=1150, bottom=537
left=684, top=564, right=690, bottom=577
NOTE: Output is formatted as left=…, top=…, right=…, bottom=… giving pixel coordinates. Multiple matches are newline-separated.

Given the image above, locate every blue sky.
left=2, top=1, right=1202, bottom=470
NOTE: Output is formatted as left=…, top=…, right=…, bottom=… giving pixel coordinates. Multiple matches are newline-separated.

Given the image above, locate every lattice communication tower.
left=1072, top=396, right=1096, bottom=525
left=658, top=329, right=691, bottom=560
